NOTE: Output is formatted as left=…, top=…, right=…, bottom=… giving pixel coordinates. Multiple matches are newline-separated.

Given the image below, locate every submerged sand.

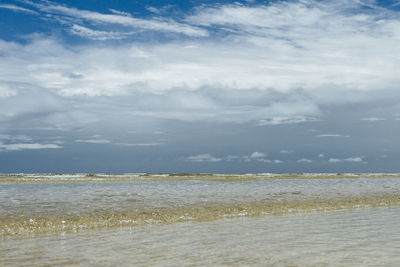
left=1, top=175, right=400, bottom=237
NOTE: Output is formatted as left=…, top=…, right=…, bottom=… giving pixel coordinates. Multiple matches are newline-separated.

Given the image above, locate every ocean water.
left=1, top=176, right=400, bottom=266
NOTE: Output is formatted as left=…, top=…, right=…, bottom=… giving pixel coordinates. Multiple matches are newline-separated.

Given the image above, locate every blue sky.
left=1, top=0, right=400, bottom=173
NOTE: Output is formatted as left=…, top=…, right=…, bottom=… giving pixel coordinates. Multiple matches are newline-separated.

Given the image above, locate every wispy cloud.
left=183, top=154, right=222, bottom=162
left=297, top=158, right=313, bottom=163
left=183, top=152, right=283, bottom=163
left=145, top=6, right=161, bottom=14
left=75, top=138, right=164, bottom=147
left=316, top=134, right=350, bottom=138
left=226, top=152, right=268, bottom=162
left=0, top=134, right=32, bottom=141
left=108, top=9, right=132, bottom=17
left=258, top=116, right=319, bottom=126
left=328, top=157, right=365, bottom=163
left=69, top=25, right=135, bottom=40
left=0, top=142, right=62, bottom=151
left=0, top=135, right=61, bottom=152
left=23, top=1, right=207, bottom=38
left=0, top=4, right=38, bottom=15
left=361, top=117, right=387, bottom=122
left=75, top=139, right=111, bottom=144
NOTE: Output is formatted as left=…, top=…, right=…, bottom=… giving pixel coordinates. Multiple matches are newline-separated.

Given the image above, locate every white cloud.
left=1, top=0, right=400, bottom=130
left=297, top=158, right=313, bottom=163
left=183, top=154, right=222, bottom=162
left=0, top=134, right=32, bottom=141
left=0, top=135, right=58, bottom=153
left=227, top=152, right=267, bottom=162
left=24, top=1, right=207, bottom=37
left=0, top=142, right=62, bottom=151
left=318, top=153, right=325, bottom=158
left=108, top=9, right=132, bottom=17
left=69, top=25, right=134, bottom=40
left=361, top=117, right=387, bottom=122
left=316, top=134, right=350, bottom=138
left=258, top=116, right=319, bottom=126
left=146, top=7, right=161, bottom=14
left=328, top=157, right=365, bottom=163
left=250, top=151, right=266, bottom=158
left=75, top=139, right=164, bottom=146
left=186, top=1, right=400, bottom=94
left=0, top=84, right=17, bottom=98
left=0, top=4, right=38, bottom=15
left=75, top=139, right=111, bottom=144
left=183, top=152, right=284, bottom=163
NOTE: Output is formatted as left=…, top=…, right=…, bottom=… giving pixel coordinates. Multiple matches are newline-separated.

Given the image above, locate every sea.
left=1, top=174, right=400, bottom=266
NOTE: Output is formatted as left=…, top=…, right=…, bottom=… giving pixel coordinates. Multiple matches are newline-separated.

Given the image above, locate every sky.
left=0, top=0, right=400, bottom=173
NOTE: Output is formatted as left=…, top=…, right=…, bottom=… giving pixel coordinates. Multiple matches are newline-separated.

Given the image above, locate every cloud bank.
left=1, top=0, right=400, bottom=132
left=0, top=0, right=399, bottom=173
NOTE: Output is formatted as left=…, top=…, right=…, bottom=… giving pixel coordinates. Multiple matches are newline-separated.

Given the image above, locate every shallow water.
left=1, top=178, right=400, bottom=236
left=2, top=206, right=400, bottom=266
left=1, top=177, right=400, bottom=266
